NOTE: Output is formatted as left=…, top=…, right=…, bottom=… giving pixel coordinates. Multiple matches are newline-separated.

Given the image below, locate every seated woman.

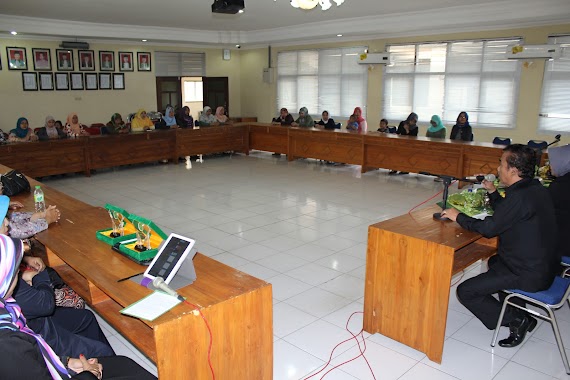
left=130, top=109, right=155, bottom=132
left=291, top=107, right=314, bottom=128
left=37, top=116, right=67, bottom=141
left=105, top=113, right=129, bottom=134
left=5, top=200, right=60, bottom=239
left=0, top=196, right=113, bottom=360
left=426, top=115, right=446, bottom=139
left=0, top=233, right=156, bottom=379
left=54, top=120, right=64, bottom=130
left=199, top=106, right=218, bottom=127
left=548, top=144, right=570, bottom=259
left=316, top=111, right=336, bottom=129
left=397, top=112, right=419, bottom=137
left=156, top=106, right=179, bottom=130
left=64, top=113, right=90, bottom=137
left=352, top=107, right=367, bottom=133
left=176, top=106, right=194, bottom=128
left=272, top=108, right=294, bottom=126
left=8, top=118, right=39, bottom=143
left=215, top=106, right=230, bottom=125
left=346, top=114, right=359, bottom=131
left=449, top=111, right=472, bottom=141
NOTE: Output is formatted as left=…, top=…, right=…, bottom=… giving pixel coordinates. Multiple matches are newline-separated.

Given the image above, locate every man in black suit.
left=441, top=144, right=558, bottom=347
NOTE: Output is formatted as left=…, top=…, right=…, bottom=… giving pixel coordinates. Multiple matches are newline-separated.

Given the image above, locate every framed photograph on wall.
left=99, top=51, right=115, bottom=71
left=113, top=73, right=125, bottom=89
left=22, top=72, right=38, bottom=91
left=71, top=72, right=84, bottom=90
left=39, top=72, right=54, bottom=90
left=32, top=48, right=51, bottom=71
left=137, top=52, right=151, bottom=71
left=7, top=47, right=27, bottom=70
left=56, top=49, right=74, bottom=71
left=78, top=50, right=95, bottom=71
left=99, top=73, right=112, bottom=89
left=55, top=72, right=69, bottom=90
left=85, top=73, right=98, bottom=90
left=118, top=52, right=133, bottom=72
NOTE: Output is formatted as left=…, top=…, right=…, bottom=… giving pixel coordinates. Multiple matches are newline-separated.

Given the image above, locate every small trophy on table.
left=109, top=210, right=125, bottom=238
left=135, top=222, right=152, bottom=252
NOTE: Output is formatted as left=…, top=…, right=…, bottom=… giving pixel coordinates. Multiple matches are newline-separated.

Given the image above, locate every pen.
left=117, top=272, right=144, bottom=282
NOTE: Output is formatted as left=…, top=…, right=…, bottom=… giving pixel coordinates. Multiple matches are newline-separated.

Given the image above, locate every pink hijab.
left=215, top=107, right=228, bottom=123
left=353, top=107, right=365, bottom=123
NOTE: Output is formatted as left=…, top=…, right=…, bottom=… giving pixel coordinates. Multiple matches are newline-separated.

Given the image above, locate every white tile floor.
left=44, top=152, right=568, bottom=379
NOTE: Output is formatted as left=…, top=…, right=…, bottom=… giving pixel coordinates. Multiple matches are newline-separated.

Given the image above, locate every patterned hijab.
left=0, top=235, right=70, bottom=379
left=10, top=118, right=29, bottom=138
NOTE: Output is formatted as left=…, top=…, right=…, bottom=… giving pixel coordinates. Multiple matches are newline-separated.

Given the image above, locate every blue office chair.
left=561, top=256, right=570, bottom=277
left=492, top=137, right=511, bottom=146
left=527, top=140, right=548, bottom=150
left=491, top=276, right=570, bottom=374
left=334, top=123, right=341, bottom=129
left=470, top=133, right=474, bottom=141
left=388, top=127, right=397, bottom=134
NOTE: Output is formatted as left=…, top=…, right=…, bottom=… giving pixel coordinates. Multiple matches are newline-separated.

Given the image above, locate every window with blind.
left=154, top=52, right=206, bottom=77
left=538, top=35, right=570, bottom=134
left=277, top=47, right=368, bottom=118
left=382, top=39, right=521, bottom=129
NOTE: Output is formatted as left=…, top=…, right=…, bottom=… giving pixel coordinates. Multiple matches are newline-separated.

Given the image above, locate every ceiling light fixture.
left=337, top=34, right=343, bottom=37
left=238, top=9, right=244, bottom=13
left=290, top=0, right=344, bottom=11
left=142, top=39, right=147, bottom=42
left=10, top=31, right=17, bottom=35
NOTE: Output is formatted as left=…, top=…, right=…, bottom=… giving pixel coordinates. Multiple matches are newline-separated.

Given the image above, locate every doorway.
left=203, top=77, right=229, bottom=115
left=181, top=77, right=203, bottom=122
left=156, top=77, right=182, bottom=114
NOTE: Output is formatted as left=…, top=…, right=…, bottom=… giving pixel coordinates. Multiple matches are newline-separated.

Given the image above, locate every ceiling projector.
left=211, top=0, right=245, bottom=14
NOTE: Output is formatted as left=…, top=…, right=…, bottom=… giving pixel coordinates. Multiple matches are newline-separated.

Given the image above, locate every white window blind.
left=277, top=47, right=368, bottom=118
left=382, top=38, right=521, bottom=129
left=155, top=52, right=205, bottom=77
left=538, top=35, right=570, bottom=134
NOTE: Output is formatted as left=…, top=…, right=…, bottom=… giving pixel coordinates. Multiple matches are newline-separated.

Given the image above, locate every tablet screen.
left=146, top=236, right=192, bottom=280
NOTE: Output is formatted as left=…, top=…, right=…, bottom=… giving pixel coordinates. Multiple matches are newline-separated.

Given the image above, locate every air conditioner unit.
left=357, top=53, right=391, bottom=65
left=505, top=44, right=562, bottom=60
left=60, top=41, right=90, bottom=49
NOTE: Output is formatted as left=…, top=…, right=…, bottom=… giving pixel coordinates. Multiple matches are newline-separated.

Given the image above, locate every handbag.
left=0, top=170, right=31, bottom=196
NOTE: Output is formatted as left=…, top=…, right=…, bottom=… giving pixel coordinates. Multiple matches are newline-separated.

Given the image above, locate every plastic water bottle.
left=34, top=185, right=45, bottom=213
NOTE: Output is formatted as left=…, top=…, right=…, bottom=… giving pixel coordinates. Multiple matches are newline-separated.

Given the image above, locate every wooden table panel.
left=88, top=131, right=177, bottom=169
left=0, top=139, right=87, bottom=177
left=462, top=144, right=502, bottom=178
left=177, top=125, right=248, bottom=156
left=288, top=128, right=363, bottom=164
left=249, top=124, right=289, bottom=154
left=364, top=206, right=497, bottom=363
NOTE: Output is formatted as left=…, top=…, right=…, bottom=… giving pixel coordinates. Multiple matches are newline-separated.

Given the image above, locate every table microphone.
left=464, top=174, right=496, bottom=183
left=152, top=277, right=184, bottom=301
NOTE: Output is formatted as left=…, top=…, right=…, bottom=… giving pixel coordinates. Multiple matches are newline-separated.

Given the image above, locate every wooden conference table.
left=363, top=206, right=497, bottom=363
left=0, top=123, right=504, bottom=180
left=6, top=164, right=273, bottom=379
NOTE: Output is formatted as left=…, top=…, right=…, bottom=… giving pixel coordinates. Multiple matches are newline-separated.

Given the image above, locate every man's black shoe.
left=498, top=315, right=537, bottom=348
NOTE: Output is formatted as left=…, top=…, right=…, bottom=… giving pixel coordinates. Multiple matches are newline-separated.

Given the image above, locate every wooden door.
left=203, top=77, right=229, bottom=115
left=156, top=77, right=182, bottom=113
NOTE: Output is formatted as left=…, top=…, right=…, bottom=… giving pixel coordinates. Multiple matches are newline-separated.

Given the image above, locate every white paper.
left=56, top=74, right=68, bottom=89
left=86, top=75, right=97, bottom=89
left=72, top=74, right=83, bottom=89
left=41, top=74, right=52, bottom=90
left=113, top=75, right=124, bottom=89
left=100, top=75, right=110, bottom=89
left=120, top=291, right=181, bottom=321
left=24, top=74, right=36, bottom=90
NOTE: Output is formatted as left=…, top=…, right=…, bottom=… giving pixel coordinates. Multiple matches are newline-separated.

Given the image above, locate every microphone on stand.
left=547, top=134, right=562, bottom=148
left=151, top=277, right=184, bottom=301
left=464, top=174, right=496, bottom=183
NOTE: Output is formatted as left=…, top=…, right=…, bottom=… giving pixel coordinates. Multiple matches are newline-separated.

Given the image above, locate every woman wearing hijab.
left=316, top=111, right=336, bottom=129
left=64, top=113, right=89, bottom=137
left=292, top=107, right=314, bottom=128
left=8, top=118, right=39, bottom=142
left=130, top=109, right=155, bottom=132
left=105, top=114, right=128, bottom=135
left=397, top=112, right=419, bottom=137
left=157, top=106, right=179, bottom=130
left=0, top=199, right=156, bottom=380
left=426, top=115, right=446, bottom=139
left=37, top=116, right=67, bottom=141
left=547, top=144, right=570, bottom=260
left=199, top=106, right=218, bottom=126
left=176, top=106, right=194, bottom=128
left=450, top=111, right=473, bottom=141
left=352, top=107, right=367, bottom=133
left=215, top=106, right=229, bottom=125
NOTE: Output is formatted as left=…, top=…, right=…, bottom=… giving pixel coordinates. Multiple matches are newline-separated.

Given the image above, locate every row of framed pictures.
left=22, top=72, right=125, bottom=91
left=4, top=46, right=151, bottom=72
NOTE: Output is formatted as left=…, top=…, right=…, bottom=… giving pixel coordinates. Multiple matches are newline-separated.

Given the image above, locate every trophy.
left=109, top=211, right=125, bottom=238
left=135, top=221, right=152, bottom=252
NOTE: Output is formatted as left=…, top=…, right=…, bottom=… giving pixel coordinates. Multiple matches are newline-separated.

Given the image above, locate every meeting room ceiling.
left=0, top=0, right=569, bottom=46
